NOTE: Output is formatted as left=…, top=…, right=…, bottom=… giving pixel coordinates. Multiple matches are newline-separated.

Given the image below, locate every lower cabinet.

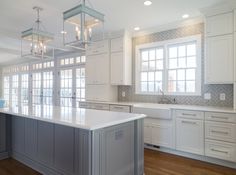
left=0, top=114, right=8, bottom=154
left=176, top=118, right=204, bottom=155
left=144, top=118, right=174, bottom=149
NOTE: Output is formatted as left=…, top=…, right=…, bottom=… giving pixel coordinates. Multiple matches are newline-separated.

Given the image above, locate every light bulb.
left=88, top=28, right=92, bottom=39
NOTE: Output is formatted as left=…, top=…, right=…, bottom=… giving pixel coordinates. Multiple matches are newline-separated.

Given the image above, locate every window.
left=3, top=76, right=10, bottom=107
left=11, top=75, right=19, bottom=107
left=136, top=35, right=201, bottom=95
left=42, top=71, right=53, bottom=105
left=60, top=69, right=73, bottom=107
left=21, top=74, right=29, bottom=105
left=76, top=68, right=85, bottom=106
left=32, top=72, right=41, bottom=105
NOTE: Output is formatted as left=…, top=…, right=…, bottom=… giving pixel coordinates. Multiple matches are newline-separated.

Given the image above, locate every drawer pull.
left=182, top=120, right=197, bottom=125
left=211, top=116, right=228, bottom=120
left=211, top=148, right=228, bottom=154
left=182, top=113, right=196, bottom=116
left=211, top=130, right=229, bottom=135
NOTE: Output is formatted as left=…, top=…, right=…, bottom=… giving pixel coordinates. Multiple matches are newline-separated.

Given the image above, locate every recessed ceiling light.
left=144, top=0, right=152, bottom=6
left=134, top=27, right=140, bottom=31
left=61, top=30, right=67, bottom=34
left=182, top=14, right=189, bottom=19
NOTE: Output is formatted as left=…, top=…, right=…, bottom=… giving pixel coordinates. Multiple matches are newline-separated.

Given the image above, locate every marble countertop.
left=0, top=105, right=146, bottom=130
left=81, top=101, right=236, bottom=113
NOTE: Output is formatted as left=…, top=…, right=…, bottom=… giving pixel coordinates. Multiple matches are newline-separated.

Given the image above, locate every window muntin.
left=136, top=35, right=201, bottom=95
left=11, top=75, right=19, bottom=107
left=21, top=74, right=29, bottom=105
left=32, top=73, right=42, bottom=105
left=3, top=76, right=10, bottom=107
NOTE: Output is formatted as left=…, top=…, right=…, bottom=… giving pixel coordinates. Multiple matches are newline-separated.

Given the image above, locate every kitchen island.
left=0, top=105, right=145, bottom=175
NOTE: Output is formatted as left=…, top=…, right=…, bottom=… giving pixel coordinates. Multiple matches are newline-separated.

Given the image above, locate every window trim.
left=135, top=35, right=202, bottom=96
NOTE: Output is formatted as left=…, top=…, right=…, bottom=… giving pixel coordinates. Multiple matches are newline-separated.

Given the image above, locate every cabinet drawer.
left=205, top=139, right=236, bottom=162
left=175, top=110, right=204, bottom=119
left=109, top=105, right=131, bottom=113
left=205, top=112, right=236, bottom=123
left=79, top=102, right=91, bottom=109
left=86, top=40, right=109, bottom=55
left=205, top=121, right=236, bottom=143
left=90, top=103, right=110, bottom=111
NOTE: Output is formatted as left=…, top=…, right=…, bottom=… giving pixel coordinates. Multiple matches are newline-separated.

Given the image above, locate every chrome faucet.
left=158, top=89, right=176, bottom=104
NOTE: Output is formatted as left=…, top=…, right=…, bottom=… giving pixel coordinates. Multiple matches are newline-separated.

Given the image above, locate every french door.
left=32, top=70, right=54, bottom=106
left=59, top=67, right=85, bottom=108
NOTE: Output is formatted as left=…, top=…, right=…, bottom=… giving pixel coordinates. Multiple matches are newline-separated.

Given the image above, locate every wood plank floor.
left=0, top=149, right=236, bottom=175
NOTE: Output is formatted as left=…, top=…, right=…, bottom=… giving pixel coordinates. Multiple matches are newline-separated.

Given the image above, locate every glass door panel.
left=60, top=69, right=73, bottom=107
left=42, top=71, right=53, bottom=105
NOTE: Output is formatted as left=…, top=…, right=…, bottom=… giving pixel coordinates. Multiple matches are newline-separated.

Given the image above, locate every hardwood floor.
left=145, top=149, right=236, bottom=175
left=0, top=149, right=236, bottom=175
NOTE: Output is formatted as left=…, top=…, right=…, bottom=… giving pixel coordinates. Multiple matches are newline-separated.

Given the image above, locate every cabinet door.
left=0, top=115, right=6, bottom=153
left=86, top=40, right=109, bottom=55
left=111, top=37, right=123, bottom=52
left=144, top=124, right=152, bottom=144
left=25, top=118, right=37, bottom=159
left=37, top=121, right=54, bottom=166
left=152, top=123, right=174, bottom=149
left=86, top=54, right=109, bottom=85
left=206, top=12, right=233, bottom=36
left=12, top=116, right=25, bottom=154
left=111, top=52, right=124, bottom=85
left=54, top=125, right=74, bottom=174
left=176, top=118, right=204, bottom=155
left=205, top=34, right=233, bottom=84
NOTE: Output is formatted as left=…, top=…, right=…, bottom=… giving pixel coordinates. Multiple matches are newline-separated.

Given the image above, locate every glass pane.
left=178, top=45, right=186, bottom=57
left=177, top=81, right=185, bottom=92
left=187, top=56, right=196, bottom=67
left=141, top=62, right=148, bottom=71
left=149, top=50, right=155, bottom=60
left=141, top=82, right=147, bottom=92
left=168, top=70, right=176, bottom=80
left=178, top=57, right=186, bottom=68
left=141, top=51, right=148, bottom=61
left=186, top=69, right=195, bottom=80
left=187, top=44, right=196, bottom=56
left=156, top=60, right=163, bottom=70
left=168, top=81, right=176, bottom=92
left=155, top=82, right=162, bottom=92
left=169, top=47, right=177, bottom=58
left=169, top=59, right=177, bottom=69
left=148, top=72, right=155, bottom=81
left=148, top=82, right=155, bottom=92
left=177, top=69, right=185, bottom=80
left=156, top=48, right=163, bottom=59
left=149, top=61, right=155, bottom=70
left=155, top=71, right=162, bottom=81
left=141, top=72, right=148, bottom=81
left=186, top=81, right=195, bottom=92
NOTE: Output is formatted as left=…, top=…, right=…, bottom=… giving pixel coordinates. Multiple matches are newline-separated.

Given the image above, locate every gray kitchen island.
left=0, top=105, right=145, bottom=175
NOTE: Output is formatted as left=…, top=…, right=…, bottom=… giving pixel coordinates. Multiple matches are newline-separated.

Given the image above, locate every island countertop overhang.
left=0, top=105, right=146, bottom=130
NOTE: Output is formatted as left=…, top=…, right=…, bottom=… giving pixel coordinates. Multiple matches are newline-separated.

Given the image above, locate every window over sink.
left=135, top=35, right=201, bottom=96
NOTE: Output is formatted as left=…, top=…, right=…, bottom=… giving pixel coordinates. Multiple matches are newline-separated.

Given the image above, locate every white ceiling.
left=0, top=0, right=233, bottom=65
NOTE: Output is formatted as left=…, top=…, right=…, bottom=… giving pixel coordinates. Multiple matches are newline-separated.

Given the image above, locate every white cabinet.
left=86, top=40, right=109, bottom=56
left=206, top=12, right=233, bottom=37
left=86, top=53, right=109, bottom=85
left=110, top=34, right=132, bottom=85
left=144, top=118, right=174, bottom=149
left=176, top=117, right=204, bottom=155
left=109, top=105, right=131, bottom=113
left=205, top=34, right=233, bottom=84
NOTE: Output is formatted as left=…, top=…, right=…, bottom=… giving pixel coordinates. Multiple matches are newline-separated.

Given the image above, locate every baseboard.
left=0, top=151, right=9, bottom=160
left=145, top=145, right=236, bottom=169
left=11, top=151, right=61, bottom=175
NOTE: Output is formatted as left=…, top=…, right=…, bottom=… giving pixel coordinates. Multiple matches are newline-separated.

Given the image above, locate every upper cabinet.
left=205, top=11, right=234, bottom=84
left=110, top=32, right=132, bottom=85
left=205, top=34, right=233, bottom=84
left=206, top=12, right=233, bottom=37
left=86, top=40, right=109, bottom=56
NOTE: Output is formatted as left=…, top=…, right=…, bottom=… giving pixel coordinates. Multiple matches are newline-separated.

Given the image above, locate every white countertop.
left=0, top=105, right=146, bottom=130
left=81, top=101, right=236, bottom=113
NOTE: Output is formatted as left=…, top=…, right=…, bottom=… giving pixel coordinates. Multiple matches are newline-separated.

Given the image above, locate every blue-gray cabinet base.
left=5, top=115, right=144, bottom=175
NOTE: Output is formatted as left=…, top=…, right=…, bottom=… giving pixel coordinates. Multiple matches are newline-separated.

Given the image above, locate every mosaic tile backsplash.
left=118, top=23, right=234, bottom=107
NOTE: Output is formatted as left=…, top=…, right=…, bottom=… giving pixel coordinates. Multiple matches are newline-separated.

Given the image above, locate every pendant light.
left=21, top=7, right=54, bottom=59
left=62, top=0, right=105, bottom=50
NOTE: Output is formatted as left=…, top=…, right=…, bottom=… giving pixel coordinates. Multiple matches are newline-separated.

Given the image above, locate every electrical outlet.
left=122, top=91, right=126, bottom=97
left=220, top=93, right=226, bottom=101
left=204, top=93, right=211, bottom=100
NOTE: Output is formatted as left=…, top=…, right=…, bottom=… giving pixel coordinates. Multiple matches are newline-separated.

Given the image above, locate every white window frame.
left=135, top=35, right=202, bottom=96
